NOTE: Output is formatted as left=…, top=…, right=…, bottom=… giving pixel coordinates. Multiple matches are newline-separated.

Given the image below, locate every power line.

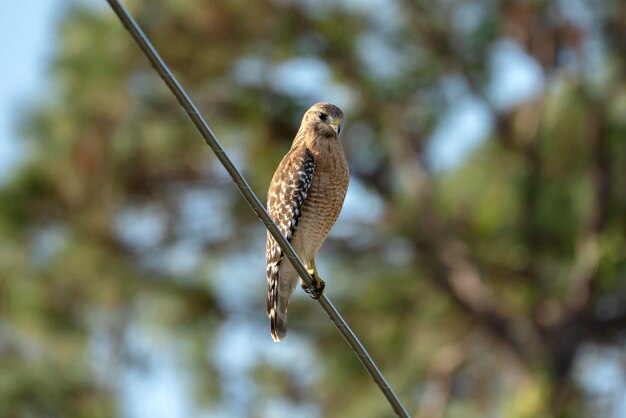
left=105, top=1, right=410, bottom=416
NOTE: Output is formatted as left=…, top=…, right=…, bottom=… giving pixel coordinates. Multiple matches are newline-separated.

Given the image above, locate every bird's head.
left=300, top=102, right=344, bottom=139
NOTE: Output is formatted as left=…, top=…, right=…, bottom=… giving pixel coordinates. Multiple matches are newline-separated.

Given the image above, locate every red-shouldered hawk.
left=266, top=102, right=349, bottom=342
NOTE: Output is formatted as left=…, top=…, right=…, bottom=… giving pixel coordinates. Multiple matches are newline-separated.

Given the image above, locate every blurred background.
left=1, top=0, right=625, bottom=417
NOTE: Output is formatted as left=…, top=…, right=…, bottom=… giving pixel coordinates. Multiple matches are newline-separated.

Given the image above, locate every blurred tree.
left=1, top=0, right=625, bottom=417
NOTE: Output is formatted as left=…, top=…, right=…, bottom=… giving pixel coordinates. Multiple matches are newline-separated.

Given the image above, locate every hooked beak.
left=331, top=118, right=342, bottom=135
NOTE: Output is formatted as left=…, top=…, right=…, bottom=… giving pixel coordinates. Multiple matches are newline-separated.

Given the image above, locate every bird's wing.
left=265, top=146, right=315, bottom=340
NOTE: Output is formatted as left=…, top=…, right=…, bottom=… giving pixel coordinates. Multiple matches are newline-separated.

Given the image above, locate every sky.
left=0, top=0, right=58, bottom=182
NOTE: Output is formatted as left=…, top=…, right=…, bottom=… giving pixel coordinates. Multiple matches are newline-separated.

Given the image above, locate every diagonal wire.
left=105, top=1, right=410, bottom=416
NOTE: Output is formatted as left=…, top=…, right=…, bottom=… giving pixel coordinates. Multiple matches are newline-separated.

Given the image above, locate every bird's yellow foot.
left=302, top=268, right=325, bottom=299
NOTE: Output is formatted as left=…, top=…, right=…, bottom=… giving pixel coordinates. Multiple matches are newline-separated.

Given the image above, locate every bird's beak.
left=331, top=119, right=342, bottom=135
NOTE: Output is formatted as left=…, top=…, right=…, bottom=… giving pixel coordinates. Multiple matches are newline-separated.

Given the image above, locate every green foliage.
left=2, top=1, right=625, bottom=417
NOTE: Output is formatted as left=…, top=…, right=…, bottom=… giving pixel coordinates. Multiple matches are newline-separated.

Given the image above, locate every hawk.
left=265, top=102, right=349, bottom=342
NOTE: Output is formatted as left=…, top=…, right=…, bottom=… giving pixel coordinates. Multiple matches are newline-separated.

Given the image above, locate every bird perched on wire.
left=265, top=102, right=349, bottom=342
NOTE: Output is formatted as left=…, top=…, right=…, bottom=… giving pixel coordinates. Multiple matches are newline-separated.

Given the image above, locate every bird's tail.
left=268, top=281, right=289, bottom=342
left=267, top=260, right=289, bottom=342
left=270, top=307, right=287, bottom=342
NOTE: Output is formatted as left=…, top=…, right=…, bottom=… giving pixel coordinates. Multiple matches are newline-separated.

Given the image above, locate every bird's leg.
left=301, top=257, right=325, bottom=299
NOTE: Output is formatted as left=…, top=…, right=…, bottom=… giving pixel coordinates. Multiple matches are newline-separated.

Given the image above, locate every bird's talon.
left=311, top=278, right=325, bottom=299
left=302, top=283, right=325, bottom=299
left=301, top=271, right=325, bottom=299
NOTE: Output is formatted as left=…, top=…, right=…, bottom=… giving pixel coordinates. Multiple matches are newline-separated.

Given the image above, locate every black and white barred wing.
left=265, top=147, right=314, bottom=341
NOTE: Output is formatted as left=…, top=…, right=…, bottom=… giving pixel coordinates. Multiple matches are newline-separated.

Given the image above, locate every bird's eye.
left=318, top=112, right=328, bottom=121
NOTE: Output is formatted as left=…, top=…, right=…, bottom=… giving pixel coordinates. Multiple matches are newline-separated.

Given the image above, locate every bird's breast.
left=291, top=140, right=349, bottom=261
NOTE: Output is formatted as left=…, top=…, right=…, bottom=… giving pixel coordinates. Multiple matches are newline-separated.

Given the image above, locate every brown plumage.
left=265, top=102, right=349, bottom=342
